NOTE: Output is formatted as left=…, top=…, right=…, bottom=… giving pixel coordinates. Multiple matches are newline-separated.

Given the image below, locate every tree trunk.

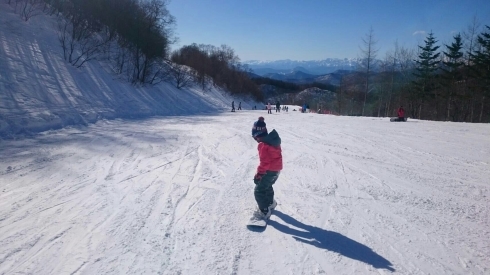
left=377, top=97, right=382, bottom=117
left=446, top=94, right=451, bottom=121
left=362, top=78, right=368, bottom=116
left=470, top=97, right=475, bottom=122
left=479, top=95, right=485, bottom=122
left=386, top=93, right=392, bottom=117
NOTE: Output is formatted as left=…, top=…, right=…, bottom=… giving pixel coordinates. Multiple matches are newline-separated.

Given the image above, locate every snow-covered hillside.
left=0, top=3, right=249, bottom=138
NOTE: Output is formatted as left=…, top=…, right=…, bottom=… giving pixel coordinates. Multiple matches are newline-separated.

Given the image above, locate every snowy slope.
left=1, top=111, right=489, bottom=274
left=0, top=3, right=250, bottom=138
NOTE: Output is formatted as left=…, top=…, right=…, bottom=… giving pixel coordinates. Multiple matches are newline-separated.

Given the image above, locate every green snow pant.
left=254, top=171, right=280, bottom=212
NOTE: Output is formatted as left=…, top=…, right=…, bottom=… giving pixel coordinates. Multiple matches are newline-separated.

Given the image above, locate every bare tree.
left=56, top=16, right=69, bottom=61
left=385, top=41, right=401, bottom=117
left=7, top=0, right=43, bottom=21
left=18, top=0, right=43, bottom=21
left=169, top=63, right=193, bottom=89
left=56, top=14, right=104, bottom=68
left=70, top=34, right=104, bottom=68
left=397, top=46, right=416, bottom=116
left=358, top=27, right=379, bottom=116
left=113, top=41, right=131, bottom=75
left=462, top=15, right=482, bottom=121
left=463, top=16, right=482, bottom=65
left=375, top=53, right=392, bottom=117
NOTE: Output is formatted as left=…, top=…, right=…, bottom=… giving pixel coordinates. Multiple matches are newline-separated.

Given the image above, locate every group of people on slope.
left=234, top=99, right=405, bottom=120
left=265, top=101, right=287, bottom=114
left=234, top=100, right=295, bottom=114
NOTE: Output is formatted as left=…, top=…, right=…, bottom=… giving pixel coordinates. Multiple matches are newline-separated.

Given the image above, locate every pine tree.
left=461, top=17, right=482, bottom=122
left=470, top=25, right=490, bottom=122
left=412, top=31, right=440, bottom=119
left=441, top=34, right=464, bottom=121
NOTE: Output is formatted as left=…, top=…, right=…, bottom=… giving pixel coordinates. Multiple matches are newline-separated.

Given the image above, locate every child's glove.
left=254, top=173, right=265, bottom=184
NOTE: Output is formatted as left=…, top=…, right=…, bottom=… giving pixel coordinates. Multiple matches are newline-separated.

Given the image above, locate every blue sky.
left=167, top=0, right=490, bottom=62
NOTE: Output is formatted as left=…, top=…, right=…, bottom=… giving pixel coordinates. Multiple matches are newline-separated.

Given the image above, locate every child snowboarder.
left=251, top=117, right=282, bottom=219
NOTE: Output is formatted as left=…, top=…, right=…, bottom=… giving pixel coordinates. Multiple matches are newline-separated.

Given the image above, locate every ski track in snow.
left=0, top=112, right=489, bottom=275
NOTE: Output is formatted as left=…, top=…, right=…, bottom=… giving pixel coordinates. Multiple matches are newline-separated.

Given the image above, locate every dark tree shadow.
left=269, top=210, right=395, bottom=272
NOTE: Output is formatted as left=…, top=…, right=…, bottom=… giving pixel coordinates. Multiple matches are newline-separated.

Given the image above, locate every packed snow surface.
left=1, top=111, right=489, bottom=274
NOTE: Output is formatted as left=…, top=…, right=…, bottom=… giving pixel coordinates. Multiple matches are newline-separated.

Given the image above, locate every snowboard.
left=247, top=201, right=277, bottom=228
left=390, top=117, right=407, bottom=122
left=247, top=210, right=270, bottom=227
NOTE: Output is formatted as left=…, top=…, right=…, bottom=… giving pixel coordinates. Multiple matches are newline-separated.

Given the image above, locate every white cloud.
left=413, top=30, right=427, bottom=36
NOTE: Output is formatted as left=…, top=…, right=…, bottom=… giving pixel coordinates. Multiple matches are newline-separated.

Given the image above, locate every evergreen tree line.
left=340, top=25, right=490, bottom=123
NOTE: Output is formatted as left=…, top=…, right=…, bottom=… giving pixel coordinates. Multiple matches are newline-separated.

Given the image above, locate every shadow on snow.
left=269, top=210, right=395, bottom=272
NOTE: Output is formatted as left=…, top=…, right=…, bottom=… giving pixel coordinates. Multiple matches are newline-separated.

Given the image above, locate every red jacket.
left=257, top=142, right=283, bottom=174
left=397, top=108, right=405, bottom=118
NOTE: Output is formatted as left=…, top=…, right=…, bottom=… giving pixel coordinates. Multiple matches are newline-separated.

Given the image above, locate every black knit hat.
left=252, top=117, right=267, bottom=138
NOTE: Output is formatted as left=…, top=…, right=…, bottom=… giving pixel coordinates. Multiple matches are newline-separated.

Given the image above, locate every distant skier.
left=397, top=106, right=405, bottom=121
left=238, top=102, right=242, bottom=110
left=231, top=101, right=235, bottom=112
left=276, top=101, right=280, bottom=112
left=267, top=102, right=272, bottom=114
left=251, top=117, right=282, bottom=219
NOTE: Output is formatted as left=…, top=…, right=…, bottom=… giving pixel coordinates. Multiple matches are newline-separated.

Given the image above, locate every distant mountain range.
left=244, top=58, right=359, bottom=76
left=247, top=66, right=353, bottom=86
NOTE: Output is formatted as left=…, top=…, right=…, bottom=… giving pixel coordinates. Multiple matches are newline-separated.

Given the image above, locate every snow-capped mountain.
left=244, top=58, right=358, bottom=75
left=255, top=68, right=352, bottom=86
left=262, top=68, right=318, bottom=82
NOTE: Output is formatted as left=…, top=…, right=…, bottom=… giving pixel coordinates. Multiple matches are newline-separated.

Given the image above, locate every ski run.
left=1, top=111, right=489, bottom=274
